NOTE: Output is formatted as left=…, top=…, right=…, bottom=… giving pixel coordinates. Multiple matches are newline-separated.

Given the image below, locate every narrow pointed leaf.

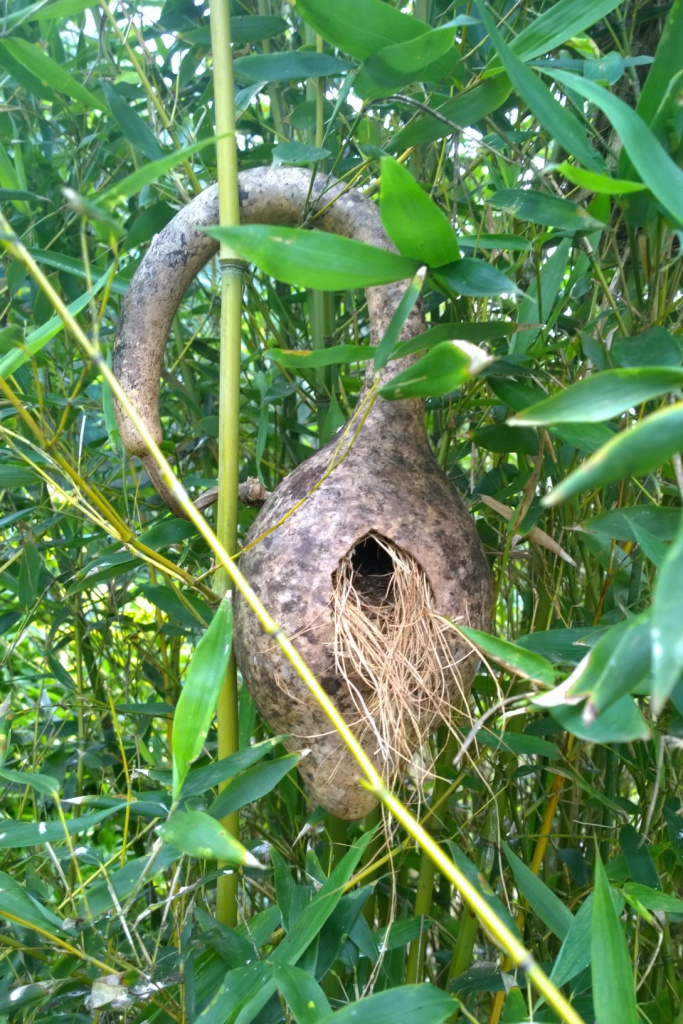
left=292, top=0, right=427, bottom=61
left=379, top=340, right=491, bottom=400
left=160, top=810, right=258, bottom=866
left=356, top=26, right=457, bottom=99
left=544, top=402, right=683, bottom=506
left=232, top=52, right=350, bottom=84
left=456, top=625, right=557, bottom=686
left=511, top=367, right=683, bottom=425
left=592, top=854, right=639, bottom=1024
left=489, top=189, right=604, bottom=230
left=0, top=38, right=99, bottom=108
left=172, top=598, right=233, bottom=798
left=0, top=767, right=59, bottom=798
left=567, top=613, right=652, bottom=716
left=270, top=963, right=331, bottom=1024
left=503, top=842, right=574, bottom=940
left=317, top=986, right=457, bottom=1024
left=102, top=82, right=164, bottom=162
left=478, top=3, right=602, bottom=171
left=651, top=520, right=683, bottom=713
left=550, top=69, right=683, bottom=226
left=374, top=265, right=425, bottom=370
left=380, top=158, right=460, bottom=266
left=209, top=753, right=301, bottom=819
left=508, top=0, right=627, bottom=61
left=270, top=345, right=374, bottom=368
left=431, top=258, right=520, bottom=297
left=557, top=162, right=646, bottom=195
left=205, top=225, right=419, bottom=289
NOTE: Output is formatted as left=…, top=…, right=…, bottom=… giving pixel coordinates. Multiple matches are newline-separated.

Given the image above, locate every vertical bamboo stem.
left=208, top=0, right=244, bottom=928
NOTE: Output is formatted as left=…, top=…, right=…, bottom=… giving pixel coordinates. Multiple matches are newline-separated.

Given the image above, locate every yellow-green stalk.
left=208, top=0, right=244, bottom=927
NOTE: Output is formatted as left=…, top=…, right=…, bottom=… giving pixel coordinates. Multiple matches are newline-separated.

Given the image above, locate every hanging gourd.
left=113, top=168, right=492, bottom=821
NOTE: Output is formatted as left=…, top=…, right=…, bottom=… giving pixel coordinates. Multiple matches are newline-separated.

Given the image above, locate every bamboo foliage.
left=1, top=1, right=683, bottom=1022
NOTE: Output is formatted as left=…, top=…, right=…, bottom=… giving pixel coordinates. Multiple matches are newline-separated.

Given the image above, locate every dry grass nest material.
left=331, top=532, right=467, bottom=776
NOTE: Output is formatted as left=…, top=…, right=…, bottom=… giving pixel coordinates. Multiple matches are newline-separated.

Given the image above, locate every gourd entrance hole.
left=347, top=534, right=396, bottom=607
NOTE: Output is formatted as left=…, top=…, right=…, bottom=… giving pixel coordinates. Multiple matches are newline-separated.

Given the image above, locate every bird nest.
left=331, top=533, right=465, bottom=777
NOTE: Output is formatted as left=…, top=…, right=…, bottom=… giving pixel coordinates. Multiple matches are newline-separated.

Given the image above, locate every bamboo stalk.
left=208, top=0, right=244, bottom=928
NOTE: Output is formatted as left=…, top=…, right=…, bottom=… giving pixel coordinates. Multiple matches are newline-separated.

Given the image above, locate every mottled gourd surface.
left=112, top=167, right=493, bottom=820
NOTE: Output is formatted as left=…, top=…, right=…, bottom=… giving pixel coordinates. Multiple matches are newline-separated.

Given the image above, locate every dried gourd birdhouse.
left=113, top=168, right=492, bottom=820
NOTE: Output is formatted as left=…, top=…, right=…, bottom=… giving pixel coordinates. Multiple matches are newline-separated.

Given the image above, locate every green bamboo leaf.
left=0, top=38, right=99, bottom=108
left=317, top=986, right=457, bottom=1024
left=272, top=141, right=331, bottom=166
left=550, top=893, right=595, bottom=988
left=0, top=464, right=40, bottom=487
left=511, top=367, right=683, bottom=425
left=233, top=52, right=351, bottom=84
left=356, top=26, right=457, bottom=100
left=446, top=843, right=520, bottom=938
left=456, top=625, right=557, bottom=686
left=630, top=521, right=669, bottom=568
left=471, top=423, right=539, bottom=455
left=543, top=402, right=683, bottom=506
left=592, top=853, right=639, bottom=1024
left=100, top=135, right=221, bottom=201
left=651, top=519, right=683, bottom=713
left=393, top=321, right=515, bottom=360
left=203, top=225, right=419, bottom=289
left=18, top=543, right=43, bottom=608
left=549, top=695, right=650, bottom=743
left=273, top=833, right=373, bottom=966
left=478, top=3, right=602, bottom=171
left=16, top=0, right=97, bottom=23
left=629, top=0, right=683, bottom=130
left=0, top=806, right=122, bottom=848
left=292, top=0, right=427, bottom=61
left=270, top=963, right=331, bottom=1024
left=566, top=614, right=652, bottom=717
left=209, top=753, right=301, bottom=819
left=580, top=506, right=682, bottom=543
left=503, top=842, right=574, bottom=940
left=0, top=267, right=113, bottom=378
left=380, top=158, right=460, bottom=266
left=102, top=82, right=164, bottom=162
left=511, top=237, right=571, bottom=355
left=623, top=883, right=683, bottom=914
left=270, top=345, right=374, bottom=368
left=178, top=738, right=284, bottom=798
left=230, top=15, right=288, bottom=43
left=137, top=583, right=209, bottom=630
left=489, top=188, right=604, bottom=230
left=550, top=69, right=683, bottom=226
left=379, top=340, right=491, bottom=400
left=172, top=598, right=233, bottom=799
left=620, top=825, right=660, bottom=889
left=612, top=327, right=681, bottom=368
left=388, top=76, right=511, bottom=151
left=0, top=871, right=72, bottom=936
left=477, top=729, right=560, bottom=759
left=0, top=767, right=59, bottom=798
left=508, top=0, right=626, bottom=61
left=159, top=809, right=259, bottom=867
left=457, top=233, right=531, bottom=252
left=557, top=162, right=646, bottom=195
left=431, top=258, right=521, bottom=297
left=374, top=265, right=425, bottom=370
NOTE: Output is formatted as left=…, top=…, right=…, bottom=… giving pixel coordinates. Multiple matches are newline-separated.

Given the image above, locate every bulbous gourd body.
left=112, top=167, right=492, bottom=820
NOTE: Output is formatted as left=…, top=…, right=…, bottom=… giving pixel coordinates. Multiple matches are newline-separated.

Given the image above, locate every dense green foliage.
left=2, top=0, right=683, bottom=1021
